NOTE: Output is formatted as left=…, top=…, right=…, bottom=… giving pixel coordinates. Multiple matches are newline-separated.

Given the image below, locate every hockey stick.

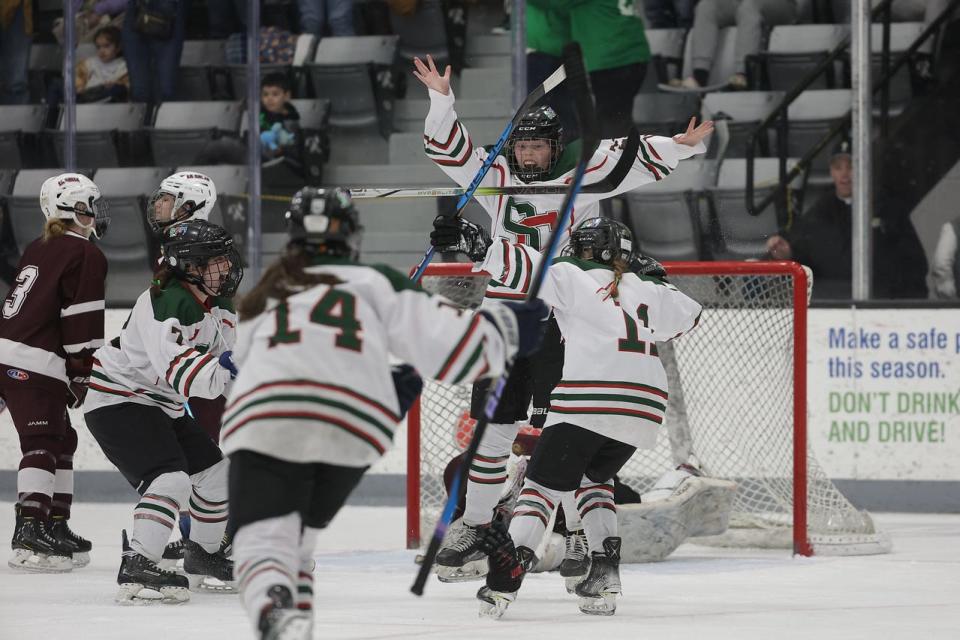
left=410, top=41, right=600, bottom=597
left=409, top=64, right=567, bottom=282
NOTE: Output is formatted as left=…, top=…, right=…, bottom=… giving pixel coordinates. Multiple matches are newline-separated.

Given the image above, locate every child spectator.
left=75, top=26, right=128, bottom=102
left=259, top=73, right=302, bottom=172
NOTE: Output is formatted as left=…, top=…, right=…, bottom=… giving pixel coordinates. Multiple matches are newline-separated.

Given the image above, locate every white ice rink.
left=0, top=503, right=958, bottom=640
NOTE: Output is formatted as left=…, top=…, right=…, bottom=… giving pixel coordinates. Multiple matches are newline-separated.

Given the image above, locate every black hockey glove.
left=430, top=214, right=492, bottom=262
left=629, top=253, right=668, bottom=280
left=391, top=364, right=423, bottom=419
left=477, top=519, right=527, bottom=593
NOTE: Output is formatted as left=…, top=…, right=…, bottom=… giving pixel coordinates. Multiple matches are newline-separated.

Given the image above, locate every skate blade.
left=71, top=551, right=90, bottom=568
left=116, top=583, right=190, bottom=605
left=186, top=573, right=237, bottom=593
left=477, top=589, right=515, bottom=620
left=578, top=593, right=617, bottom=616
left=8, top=549, right=73, bottom=573
left=436, top=558, right=487, bottom=583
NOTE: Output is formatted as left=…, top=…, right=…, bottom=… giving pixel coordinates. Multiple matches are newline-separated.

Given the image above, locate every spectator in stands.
left=526, top=1, right=575, bottom=140
left=0, top=0, right=31, bottom=105
left=645, top=0, right=700, bottom=28
left=297, top=0, right=355, bottom=36
left=53, top=0, right=126, bottom=45
left=680, top=0, right=806, bottom=90
left=931, top=216, right=960, bottom=299
left=260, top=72, right=303, bottom=173
left=76, top=26, right=128, bottom=102
left=765, top=140, right=929, bottom=299
left=121, top=0, right=186, bottom=103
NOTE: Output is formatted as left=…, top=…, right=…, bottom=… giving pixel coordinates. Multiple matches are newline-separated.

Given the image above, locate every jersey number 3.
left=2, top=266, right=39, bottom=319
left=269, top=287, right=363, bottom=352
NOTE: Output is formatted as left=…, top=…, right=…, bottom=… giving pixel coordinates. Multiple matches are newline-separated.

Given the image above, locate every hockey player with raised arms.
left=437, top=215, right=702, bottom=617
left=0, top=173, right=109, bottom=572
left=221, top=188, right=548, bottom=639
left=414, top=53, right=713, bottom=582
left=84, top=219, right=243, bottom=604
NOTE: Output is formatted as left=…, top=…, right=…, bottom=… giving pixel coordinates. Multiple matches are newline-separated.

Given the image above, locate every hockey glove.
left=430, top=214, right=492, bottom=262
left=67, top=376, right=89, bottom=409
left=219, top=351, right=239, bottom=380
left=477, top=519, right=528, bottom=593
left=480, top=299, right=550, bottom=359
left=391, top=364, right=423, bottom=419
left=629, top=253, right=668, bottom=280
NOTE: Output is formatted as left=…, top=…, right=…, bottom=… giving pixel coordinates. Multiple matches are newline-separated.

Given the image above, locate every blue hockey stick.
left=411, top=41, right=600, bottom=596
left=409, top=64, right=567, bottom=283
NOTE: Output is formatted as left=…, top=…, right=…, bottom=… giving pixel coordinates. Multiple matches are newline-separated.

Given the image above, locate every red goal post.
left=406, top=261, right=889, bottom=557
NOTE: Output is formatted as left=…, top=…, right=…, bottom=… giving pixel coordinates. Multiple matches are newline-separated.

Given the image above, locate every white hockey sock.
left=462, top=421, right=518, bottom=527
left=575, top=478, right=617, bottom=551
left=189, top=459, right=229, bottom=553
left=234, top=513, right=301, bottom=630
left=509, top=479, right=559, bottom=552
left=560, top=492, right=583, bottom=533
left=132, top=471, right=190, bottom=561
left=17, top=451, right=56, bottom=519
left=297, top=527, right=319, bottom=611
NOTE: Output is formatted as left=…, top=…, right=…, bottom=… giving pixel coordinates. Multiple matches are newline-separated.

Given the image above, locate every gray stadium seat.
left=870, top=22, right=923, bottom=111
left=4, top=169, right=92, bottom=255
left=759, top=24, right=848, bottom=91
left=176, top=40, right=226, bottom=101
left=0, top=105, right=46, bottom=169
left=50, top=103, right=148, bottom=168
left=149, top=101, right=243, bottom=166
left=643, top=28, right=686, bottom=90
left=633, top=92, right=701, bottom=138
left=785, top=89, right=851, bottom=176
left=464, top=33, right=509, bottom=68
left=708, top=158, right=802, bottom=260
left=701, top=91, right=783, bottom=158
left=28, top=43, right=61, bottom=103
left=394, top=0, right=451, bottom=65
left=622, top=159, right=712, bottom=261
left=456, top=67, right=511, bottom=101
left=91, top=167, right=171, bottom=305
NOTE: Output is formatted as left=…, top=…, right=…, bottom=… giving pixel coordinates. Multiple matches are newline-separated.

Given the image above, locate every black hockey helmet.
left=507, top=105, right=564, bottom=183
left=285, top=187, right=363, bottom=260
left=566, top=217, right=635, bottom=266
left=161, top=219, right=244, bottom=297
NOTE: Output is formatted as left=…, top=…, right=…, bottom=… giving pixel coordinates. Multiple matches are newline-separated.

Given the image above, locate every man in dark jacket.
left=766, top=141, right=929, bottom=299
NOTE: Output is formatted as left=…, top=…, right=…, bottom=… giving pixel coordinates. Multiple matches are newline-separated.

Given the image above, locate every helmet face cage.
left=507, top=106, right=564, bottom=183
left=286, top=187, right=363, bottom=260
left=566, top=219, right=635, bottom=266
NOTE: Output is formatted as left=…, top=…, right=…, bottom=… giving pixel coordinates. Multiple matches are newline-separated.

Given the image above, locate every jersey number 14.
left=269, top=287, right=363, bottom=352
left=618, top=303, right=658, bottom=356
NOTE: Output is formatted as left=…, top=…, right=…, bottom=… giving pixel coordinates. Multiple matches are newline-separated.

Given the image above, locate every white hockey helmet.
left=39, top=172, right=109, bottom=238
left=148, top=171, right=218, bottom=234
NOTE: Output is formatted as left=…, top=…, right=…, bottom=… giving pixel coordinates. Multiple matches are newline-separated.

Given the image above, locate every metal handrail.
left=745, top=0, right=960, bottom=218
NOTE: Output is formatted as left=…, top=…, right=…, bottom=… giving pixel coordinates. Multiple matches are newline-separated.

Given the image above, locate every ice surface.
left=0, top=503, right=958, bottom=640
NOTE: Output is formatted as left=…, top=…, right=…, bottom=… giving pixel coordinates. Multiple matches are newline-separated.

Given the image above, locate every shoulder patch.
left=151, top=280, right=207, bottom=325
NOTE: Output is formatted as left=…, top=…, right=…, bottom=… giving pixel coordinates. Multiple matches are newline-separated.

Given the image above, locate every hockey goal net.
left=406, top=261, right=890, bottom=556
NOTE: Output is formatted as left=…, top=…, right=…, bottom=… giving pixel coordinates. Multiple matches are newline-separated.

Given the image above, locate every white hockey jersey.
left=86, top=279, right=237, bottom=419
left=424, top=88, right=706, bottom=299
left=221, top=259, right=516, bottom=468
left=479, top=240, right=702, bottom=449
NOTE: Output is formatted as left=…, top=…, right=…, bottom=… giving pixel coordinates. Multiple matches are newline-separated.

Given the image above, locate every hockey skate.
left=259, top=585, right=311, bottom=640
left=575, top=537, right=621, bottom=616
left=559, top=528, right=589, bottom=594
left=183, top=539, right=236, bottom=593
left=116, top=530, right=190, bottom=605
left=48, top=516, right=92, bottom=567
left=436, top=521, right=487, bottom=583
left=475, top=522, right=532, bottom=620
left=159, top=538, right=185, bottom=569
left=8, top=506, right=73, bottom=573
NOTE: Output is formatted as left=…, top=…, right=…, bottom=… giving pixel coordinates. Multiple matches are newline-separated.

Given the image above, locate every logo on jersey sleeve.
left=502, top=199, right=558, bottom=250
left=7, top=369, right=30, bottom=381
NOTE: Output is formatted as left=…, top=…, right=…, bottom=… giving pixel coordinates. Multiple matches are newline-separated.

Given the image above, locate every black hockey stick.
left=410, top=64, right=567, bottom=282
left=411, top=41, right=600, bottom=597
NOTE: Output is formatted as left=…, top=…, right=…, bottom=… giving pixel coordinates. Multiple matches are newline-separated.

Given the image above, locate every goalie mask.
left=148, top=171, right=218, bottom=235
left=566, top=217, right=635, bottom=266
left=39, top=173, right=110, bottom=238
left=285, top=187, right=363, bottom=260
left=507, top=105, right=564, bottom=183
left=161, top=220, right=243, bottom=298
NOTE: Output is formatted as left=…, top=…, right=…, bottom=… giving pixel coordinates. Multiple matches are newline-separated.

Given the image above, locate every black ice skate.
left=575, top=537, right=622, bottom=616
left=559, top=528, right=589, bottom=593
left=49, top=516, right=92, bottom=567
left=160, top=538, right=185, bottom=569
left=474, top=521, right=533, bottom=620
left=258, top=585, right=312, bottom=640
left=435, top=521, right=487, bottom=583
left=183, top=539, right=236, bottom=592
left=9, top=506, right=73, bottom=573
left=116, top=529, right=190, bottom=605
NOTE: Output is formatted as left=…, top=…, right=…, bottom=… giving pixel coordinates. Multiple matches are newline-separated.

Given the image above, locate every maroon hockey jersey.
left=0, top=231, right=108, bottom=383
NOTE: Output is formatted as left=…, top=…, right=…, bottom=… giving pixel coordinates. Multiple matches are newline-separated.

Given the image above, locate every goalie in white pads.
left=222, top=188, right=548, bottom=640
left=440, top=215, right=702, bottom=617
left=415, top=53, right=713, bottom=582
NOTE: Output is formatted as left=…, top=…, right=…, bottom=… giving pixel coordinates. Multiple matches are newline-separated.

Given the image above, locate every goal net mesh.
left=411, top=263, right=890, bottom=555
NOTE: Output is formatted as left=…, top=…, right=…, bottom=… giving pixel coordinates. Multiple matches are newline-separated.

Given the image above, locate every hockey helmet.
left=148, top=171, right=218, bottom=234
left=566, top=217, right=635, bottom=266
left=161, top=220, right=243, bottom=297
left=285, top=187, right=363, bottom=260
left=39, top=173, right=110, bottom=238
left=507, top=105, right=564, bottom=183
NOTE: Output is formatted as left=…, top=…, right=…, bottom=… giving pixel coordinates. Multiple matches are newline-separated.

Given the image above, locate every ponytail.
left=150, top=264, right=174, bottom=298
left=608, top=257, right=628, bottom=301
left=42, top=218, right=69, bottom=241
left=237, top=246, right=342, bottom=321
